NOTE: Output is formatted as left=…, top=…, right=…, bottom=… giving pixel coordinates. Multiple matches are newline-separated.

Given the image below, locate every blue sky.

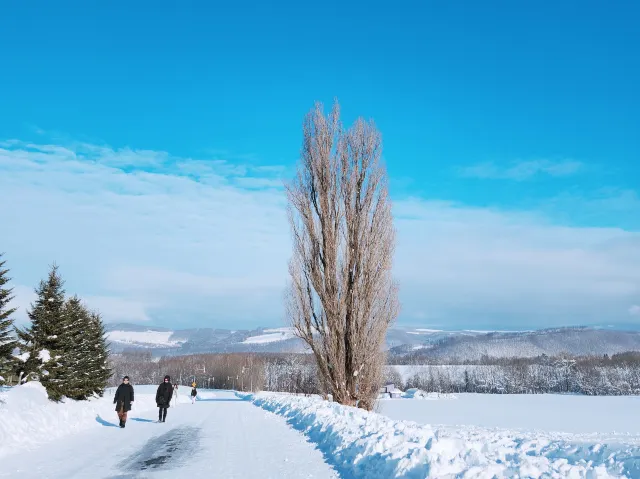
left=1, top=1, right=639, bottom=330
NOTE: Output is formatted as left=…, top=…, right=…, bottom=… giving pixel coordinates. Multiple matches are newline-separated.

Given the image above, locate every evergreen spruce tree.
left=15, top=264, right=69, bottom=400
left=85, top=310, right=111, bottom=397
left=57, top=297, right=111, bottom=400
left=0, top=253, right=18, bottom=385
left=58, top=295, right=90, bottom=399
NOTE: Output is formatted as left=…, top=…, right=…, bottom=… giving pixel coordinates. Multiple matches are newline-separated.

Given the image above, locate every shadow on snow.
left=95, top=415, right=119, bottom=428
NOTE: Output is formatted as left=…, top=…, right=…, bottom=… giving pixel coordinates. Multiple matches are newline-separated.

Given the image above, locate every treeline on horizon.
left=108, top=349, right=640, bottom=397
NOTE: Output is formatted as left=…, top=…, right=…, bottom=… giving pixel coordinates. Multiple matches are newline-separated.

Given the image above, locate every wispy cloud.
left=459, top=159, right=583, bottom=181
left=540, top=188, right=640, bottom=230
left=1, top=140, right=638, bottom=329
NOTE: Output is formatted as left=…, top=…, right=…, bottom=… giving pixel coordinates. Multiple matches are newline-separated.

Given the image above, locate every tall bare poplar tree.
left=285, top=100, right=399, bottom=410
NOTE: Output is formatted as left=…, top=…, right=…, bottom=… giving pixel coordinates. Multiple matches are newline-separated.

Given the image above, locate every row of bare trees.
left=109, top=350, right=640, bottom=397
left=109, top=351, right=265, bottom=391
left=109, top=351, right=321, bottom=395
left=386, top=352, right=640, bottom=395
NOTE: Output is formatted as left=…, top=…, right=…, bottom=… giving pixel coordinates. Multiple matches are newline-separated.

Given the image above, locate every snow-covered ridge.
left=242, top=328, right=296, bottom=344
left=246, top=392, right=637, bottom=478
left=107, top=330, right=183, bottom=348
left=104, top=323, right=640, bottom=358
left=406, top=328, right=443, bottom=335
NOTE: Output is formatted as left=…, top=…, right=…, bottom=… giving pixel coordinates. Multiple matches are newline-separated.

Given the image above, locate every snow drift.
left=247, top=392, right=639, bottom=478
left=400, top=388, right=457, bottom=400
left=0, top=382, right=158, bottom=458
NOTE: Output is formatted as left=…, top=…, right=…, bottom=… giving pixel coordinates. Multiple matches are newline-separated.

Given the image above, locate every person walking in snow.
left=173, top=383, right=179, bottom=406
left=156, top=375, right=174, bottom=422
left=190, top=385, right=197, bottom=404
left=113, top=375, right=134, bottom=428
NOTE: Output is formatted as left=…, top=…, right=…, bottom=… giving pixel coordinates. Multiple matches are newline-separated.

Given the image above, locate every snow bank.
left=401, top=388, right=457, bottom=400
left=0, top=382, right=158, bottom=458
left=248, top=393, right=637, bottom=478
left=195, top=389, right=218, bottom=400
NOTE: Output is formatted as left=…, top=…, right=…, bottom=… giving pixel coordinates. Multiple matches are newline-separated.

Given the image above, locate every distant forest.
left=110, top=350, right=640, bottom=396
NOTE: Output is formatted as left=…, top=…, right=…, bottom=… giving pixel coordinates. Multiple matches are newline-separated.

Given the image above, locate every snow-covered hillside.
left=242, top=327, right=296, bottom=344
left=105, top=323, right=640, bottom=359
left=390, top=327, right=640, bottom=360
left=106, top=330, right=184, bottom=348
left=106, top=324, right=307, bottom=355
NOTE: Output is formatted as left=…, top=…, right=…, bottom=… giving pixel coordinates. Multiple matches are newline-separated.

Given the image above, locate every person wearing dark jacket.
left=156, top=375, right=174, bottom=422
left=190, top=386, right=197, bottom=404
left=113, top=376, right=134, bottom=428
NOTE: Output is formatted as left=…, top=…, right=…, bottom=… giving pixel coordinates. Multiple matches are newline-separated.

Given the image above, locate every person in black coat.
left=156, top=375, right=174, bottom=422
left=113, top=376, right=134, bottom=428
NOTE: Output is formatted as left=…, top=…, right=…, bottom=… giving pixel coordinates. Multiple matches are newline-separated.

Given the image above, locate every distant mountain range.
left=105, top=323, right=640, bottom=360
left=388, top=327, right=640, bottom=361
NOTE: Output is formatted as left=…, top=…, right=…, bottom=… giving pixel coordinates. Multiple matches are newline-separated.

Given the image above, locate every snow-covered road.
left=5, top=383, right=640, bottom=478
left=0, top=390, right=338, bottom=479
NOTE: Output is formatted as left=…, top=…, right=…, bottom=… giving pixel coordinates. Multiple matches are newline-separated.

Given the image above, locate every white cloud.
left=394, top=198, right=640, bottom=326
left=1, top=140, right=638, bottom=329
left=9, top=285, right=37, bottom=325
left=459, top=159, right=583, bottom=181
left=81, top=296, right=152, bottom=323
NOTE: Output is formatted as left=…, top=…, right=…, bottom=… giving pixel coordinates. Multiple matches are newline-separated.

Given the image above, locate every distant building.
left=379, top=383, right=403, bottom=398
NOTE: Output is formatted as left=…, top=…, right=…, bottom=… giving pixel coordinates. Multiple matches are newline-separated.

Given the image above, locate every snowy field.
left=250, top=392, right=640, bottom=478
left=2, top=382, right=640, bottom=477
left=378, top=393, right=640, bottom=435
